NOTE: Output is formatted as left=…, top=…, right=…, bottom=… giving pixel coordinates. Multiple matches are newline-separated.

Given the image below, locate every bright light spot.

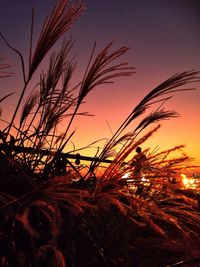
left=180, top=174, right=187, bottom=179
left=127, top=179, right=134, bottom=182
left=181, top=174, right=188, bottom=185
left=182, top=177, right=189, bottom=186
left=189, top=179, right=194, bottom=185
left=122, top=172, right=130, bottom=179
left=141, top=177, right=146, bottom=182
left=180, top=174, right=198, bottom=189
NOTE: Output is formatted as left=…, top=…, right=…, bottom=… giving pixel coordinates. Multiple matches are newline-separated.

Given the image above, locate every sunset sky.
left=0, top=1, right=200, bottom=166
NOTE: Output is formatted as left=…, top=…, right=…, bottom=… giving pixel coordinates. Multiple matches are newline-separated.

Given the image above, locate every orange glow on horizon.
left=1, top=70, right=200, bottom=168
left=0, top=1, right=199, bottom=169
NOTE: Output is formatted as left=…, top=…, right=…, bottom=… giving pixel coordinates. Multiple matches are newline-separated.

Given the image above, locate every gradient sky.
left=0, top=1, right=200, bottom=166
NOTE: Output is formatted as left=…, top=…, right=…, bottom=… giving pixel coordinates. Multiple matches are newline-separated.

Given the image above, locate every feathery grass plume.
left=39, top=40, right=73, bottom=103
left=17, top=42, right=76, bottom=161
left=40, top=179, right=94, bottom=213
left=25, top=40, right=74, bottom=134
left=94, top=179, right=130, bottom=216
left=78, top=42, right=135, bottom=105
left=131, top=185, right=196, bottom=239
left=42, top=106, right=69, bottom=136
left=147, top=145, right=186, bottom=166
left=28, top=0, right=85, bottom=80
left=122, top=70, right=200, bottom=131
left=101, top=131, right=136, bottom=161
left=103, top=125, right=160, bottom=179
left=57, top=42, right=135, bottom=152
left=95, top=71, right=199, bottom=180
left=134, top=109, right=179, bottom=132
left=4, top=1, right=83, bottom=137
left=92, top=177, right=199, bottom=246
left=103, top=70, right=200, bottom=151
left=0, top=176, right=94, bottom=266
left=152, top=188, right=200, bottom=238
left=19, top=91, right=39, bottom=128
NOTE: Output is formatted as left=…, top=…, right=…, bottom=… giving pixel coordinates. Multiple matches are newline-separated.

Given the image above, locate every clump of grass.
left=0, top=1, right=200, bottom=266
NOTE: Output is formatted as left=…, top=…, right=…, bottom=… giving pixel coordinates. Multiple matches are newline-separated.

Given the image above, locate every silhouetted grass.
left=0, top=1, right=200, bottom=266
